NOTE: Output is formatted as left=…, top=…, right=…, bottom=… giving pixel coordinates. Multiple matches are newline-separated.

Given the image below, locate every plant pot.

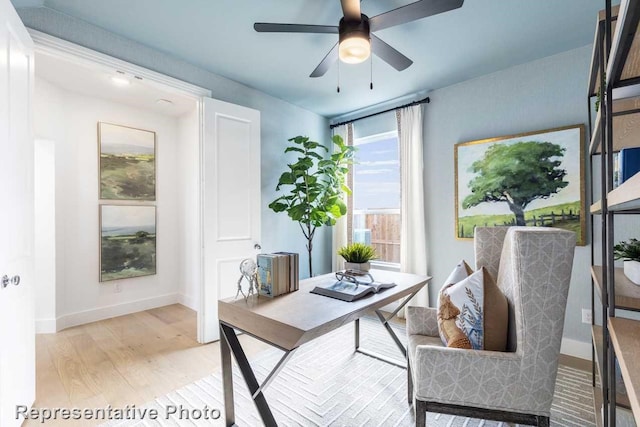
left=344, top=261, right=370, bottom=272
left=623, top=260, right=640, bottom=285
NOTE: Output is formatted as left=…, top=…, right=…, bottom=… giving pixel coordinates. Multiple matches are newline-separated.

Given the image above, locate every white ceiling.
left=35, top=51, right=197, bottom=117
left=15, top=0, right=613, bottom=117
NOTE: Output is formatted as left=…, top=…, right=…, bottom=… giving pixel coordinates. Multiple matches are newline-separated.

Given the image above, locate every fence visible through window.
left=353, top=209, right=400, bottom=264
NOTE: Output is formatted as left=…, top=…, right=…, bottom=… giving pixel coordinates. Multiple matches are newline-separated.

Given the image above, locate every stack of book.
left=256, top=252, right=299, bottom=297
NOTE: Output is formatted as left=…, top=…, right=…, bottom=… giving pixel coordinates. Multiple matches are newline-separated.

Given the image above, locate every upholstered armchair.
left=406, top=227, right=576, bottom=427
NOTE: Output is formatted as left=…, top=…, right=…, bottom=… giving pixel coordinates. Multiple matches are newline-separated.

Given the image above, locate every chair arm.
left=412, top=346, right=534, bottom=413
left=406, top=306, right=439, bottom=337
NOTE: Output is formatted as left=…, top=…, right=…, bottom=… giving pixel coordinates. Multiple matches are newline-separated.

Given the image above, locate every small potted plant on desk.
left=614, top=238, right=640, bottom=285
left=338, top=242, right=377, bottom=272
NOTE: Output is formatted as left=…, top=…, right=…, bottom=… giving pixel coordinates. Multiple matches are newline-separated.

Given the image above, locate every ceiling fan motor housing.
left=338, top=14, right=371, bottom=43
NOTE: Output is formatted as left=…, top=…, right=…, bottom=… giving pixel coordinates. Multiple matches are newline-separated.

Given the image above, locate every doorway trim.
left=29, top=30, right=211, bottom=99
left=30, top=30, right=211, bottom=342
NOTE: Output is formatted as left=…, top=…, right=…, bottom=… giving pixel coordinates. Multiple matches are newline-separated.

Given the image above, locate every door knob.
left=254, top=243, right=262, bottom=250
left=1, top=275, right=20, bottom=288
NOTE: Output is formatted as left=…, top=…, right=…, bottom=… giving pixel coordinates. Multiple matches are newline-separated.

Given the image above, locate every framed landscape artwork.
left=455, top=124, right=585, bottom=245
left=99, top=122, right=156, bottom=200
left=100, top=205, right=157, bottom=282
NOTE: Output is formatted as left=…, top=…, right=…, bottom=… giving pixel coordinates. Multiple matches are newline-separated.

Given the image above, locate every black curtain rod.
left=329, top=96, right=430, bottom=129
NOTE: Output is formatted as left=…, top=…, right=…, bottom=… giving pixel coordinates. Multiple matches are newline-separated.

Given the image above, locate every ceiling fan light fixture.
left=339, top=35, right=370, bottom=64
left=338, top=15, right=371, bottom=64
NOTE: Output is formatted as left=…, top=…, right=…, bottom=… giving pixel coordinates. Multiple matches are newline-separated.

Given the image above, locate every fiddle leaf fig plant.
left=269, top=135, right=355, bottom=277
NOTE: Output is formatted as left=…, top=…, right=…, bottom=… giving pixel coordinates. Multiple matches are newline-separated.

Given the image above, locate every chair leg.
left=536, top=416, right=549, bottom=427
left=407, top=357, right=413, bottom=405
left=415, top=399, right=427, bottom=427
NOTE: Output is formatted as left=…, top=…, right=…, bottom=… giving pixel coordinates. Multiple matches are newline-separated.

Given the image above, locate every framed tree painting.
left=455, top=124, right=585, bottom=245
left=99, top=122, right=156, bottom=200
left=100, top=205, right=157, bottom=282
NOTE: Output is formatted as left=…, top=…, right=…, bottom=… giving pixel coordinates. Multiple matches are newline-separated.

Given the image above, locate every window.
left=352, top=130, right=401, bottom=266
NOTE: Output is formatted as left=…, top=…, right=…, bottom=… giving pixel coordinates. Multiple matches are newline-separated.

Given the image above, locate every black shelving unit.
left=588, top=1, right=640, bottom=426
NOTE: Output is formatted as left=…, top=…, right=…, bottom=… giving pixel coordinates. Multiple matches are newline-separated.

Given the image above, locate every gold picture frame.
left=454, top=124, right=586, bottom=245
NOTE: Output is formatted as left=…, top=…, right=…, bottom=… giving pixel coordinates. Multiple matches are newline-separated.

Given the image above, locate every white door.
left=0, top=1, right=35, bottom=426
left=200, top=98, right=261, bottom=343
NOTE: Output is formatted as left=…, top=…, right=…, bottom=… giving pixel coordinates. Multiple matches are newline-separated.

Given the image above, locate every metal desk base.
left=220, top=288, right=419, bottom=426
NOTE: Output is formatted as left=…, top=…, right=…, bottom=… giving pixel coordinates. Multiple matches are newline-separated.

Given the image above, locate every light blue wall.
left=18, top=6, right=601, bottom=344
left=18, top=7, right=332, bottom=278
left=423, top=45, right=593, bottom=345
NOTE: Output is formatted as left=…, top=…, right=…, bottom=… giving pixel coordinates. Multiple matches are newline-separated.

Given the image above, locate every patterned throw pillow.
left=437, top=260, right=508, bottom=351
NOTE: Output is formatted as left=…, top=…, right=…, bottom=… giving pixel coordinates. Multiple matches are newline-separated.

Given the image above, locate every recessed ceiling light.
left=110, top=76, right=131, bottom=86
left=156, top=99, right=174, bottom=106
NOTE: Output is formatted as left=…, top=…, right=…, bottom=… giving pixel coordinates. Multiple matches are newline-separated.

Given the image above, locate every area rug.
left=102, top=318, right=595, bottom=426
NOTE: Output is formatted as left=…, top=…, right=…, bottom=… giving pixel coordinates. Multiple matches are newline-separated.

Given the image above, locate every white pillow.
left=443, top=269, right=485, bottom=350
left=437, top=259, right=508, bottom=351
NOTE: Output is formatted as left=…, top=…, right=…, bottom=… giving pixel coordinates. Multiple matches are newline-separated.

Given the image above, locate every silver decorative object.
left=236, top=258, right=259, bottom=300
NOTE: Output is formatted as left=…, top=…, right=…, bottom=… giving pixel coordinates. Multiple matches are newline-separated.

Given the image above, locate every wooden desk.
left=218, top=270, right=430, bottom=426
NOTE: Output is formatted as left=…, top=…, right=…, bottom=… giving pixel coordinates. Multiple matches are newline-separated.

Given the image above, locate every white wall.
left=423, top=46, right=594, bottom=359
left=177, top=107, right=200, bottom=310
left=34, top=139, right=56, bottom=333
left=34, top=77, right=186, bottom=330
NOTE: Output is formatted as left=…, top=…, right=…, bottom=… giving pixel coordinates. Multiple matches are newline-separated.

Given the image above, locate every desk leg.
left=355, top=288, right=422, bottom=369
left=220, top=323, right=278, bottom=427
left=220, top=324, right=235, bottom=427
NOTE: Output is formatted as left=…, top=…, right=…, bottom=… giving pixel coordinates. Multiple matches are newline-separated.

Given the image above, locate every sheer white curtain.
left=331, top=124, right=352, bottom=272
left=397, top=105, right=429, bottom=312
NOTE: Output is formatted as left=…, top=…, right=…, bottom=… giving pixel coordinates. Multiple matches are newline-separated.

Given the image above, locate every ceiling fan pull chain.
left=370, top=54, right=373, bottom=90
left=337, top=59, right=341, bottom=93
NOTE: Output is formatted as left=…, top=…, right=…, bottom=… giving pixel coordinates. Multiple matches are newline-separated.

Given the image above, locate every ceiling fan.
left=254, top=0, right=464, bottom=78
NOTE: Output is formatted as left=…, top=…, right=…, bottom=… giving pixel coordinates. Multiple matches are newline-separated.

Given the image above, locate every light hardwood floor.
left=28, top=304, right=269, bottom=426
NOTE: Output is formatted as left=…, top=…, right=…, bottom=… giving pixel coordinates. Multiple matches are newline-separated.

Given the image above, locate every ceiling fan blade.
left=341, top=0, right=362, bottom=21
left=254, top=23, right=338, bottom=34
left=310, top=43, right=339, bottom=77
left=371, top=35, right=413, bottom=71
left=369, top=0, right=463, bottom=32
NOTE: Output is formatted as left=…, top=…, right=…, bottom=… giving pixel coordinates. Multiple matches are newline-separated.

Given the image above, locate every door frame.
left=29, top=30, right=213, bottom=342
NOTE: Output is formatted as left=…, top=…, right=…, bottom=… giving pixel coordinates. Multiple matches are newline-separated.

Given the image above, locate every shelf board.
left=608, top=171, right=640, bottom=212
left=600, top=5, right=622, bottom=20
left=589, top=96, right=640, bottom=155
left=608, top=317, right=640, bottom=425
left=590, top=108, right=602, bottom=154
left=589, top=6, right=620, bottom=97
left=590, top=200, right=602, bottom=215
left=592, top=266, right=640, bottom=311
left=590, top=319, right=633, bottom=411
left=607, top=0, right=640, bottom=89
left=593, top=385, right=603, bottom=427
left=593, top=324, right=605, bottom=383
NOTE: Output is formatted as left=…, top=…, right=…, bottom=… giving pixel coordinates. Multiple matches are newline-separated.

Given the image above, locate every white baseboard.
left=35, top=318, right=57, bottom=334
left=178, top=293, right=198, bottom=311
left=56, top=293, right=180, bottom=331
left=560, top=337, right=592, bottom=361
